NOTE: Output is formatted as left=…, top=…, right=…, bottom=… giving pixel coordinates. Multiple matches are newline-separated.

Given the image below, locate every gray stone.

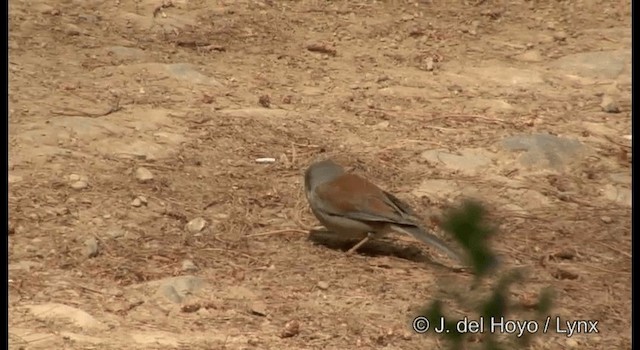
left=501, top=133, right=588, bottom=171
left=553, top=31, right=568, bottom=41
left=468, top=66, right=544, bottom=86
left=157, top=276, right=205, bottom=303
left=181, top=260, right=198, bottom=273
left=165, top=64, right=223, bottom=87
left=159, top=284, right=184, bottom=303
left=71, top=180, right=89, bottom=190
left=186, top=217, right=207, bottom=233
left=551, top=50, right=628, bottom=79
left=84, top=237, right=100, bottom=258
left=131, top=197, right=143, bottom=207
left=515, top=50, right=543, bottom=62
left=609, top=172, right=631, bottom=185
left=600, top=95, right=621, bottom=113
left=135, top=167, right=154, bottom=183
left=317, top=281, right=329, bottom=290
left=50, top=116, right=122, bottom=139
left=601, top=184, right=631, bottom=207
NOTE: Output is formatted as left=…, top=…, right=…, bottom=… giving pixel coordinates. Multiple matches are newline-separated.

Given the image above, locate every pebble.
left=600, top=216, right=613, bottom=224
left=423, top=57, right=434, bottom=71
left=250, top=301, right=268, bottom=316
left=186, top=217, right=207, bottom=233
left=70, top=180, right=88, bottom=190
left=515, top=50, right=543, bottom=62
left=69, top=174, right=82, bottom=181
left=553, top=31, right=568, bottom=41
left=131, top=196, right=147, bottom=207
left=135, top=167, right=154, bottom=183
left=84, top=237, right=100, bottom=258
left=374, top=121, right=390, bottom=129
left=600, top=95, right=620, bottom=113
left=280, top=320, right=300, bottom=338
left=55, top=207, right=70, bottom=216
left=107, top=228, right=125, bottom=239
left=317, top=281, right=329, bottom=290
left=181, top=259, right=198, bottom=272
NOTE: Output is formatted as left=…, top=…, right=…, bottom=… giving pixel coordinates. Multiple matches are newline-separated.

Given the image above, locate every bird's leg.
left=346, top=232, right=373, bottom=254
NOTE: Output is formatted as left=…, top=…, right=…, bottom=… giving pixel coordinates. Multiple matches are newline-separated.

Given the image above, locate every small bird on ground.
left=304, top=159, right=463, bottom=263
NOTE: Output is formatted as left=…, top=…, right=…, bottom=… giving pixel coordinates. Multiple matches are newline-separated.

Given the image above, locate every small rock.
left=64, top=23, right=82, bottom=36
left=280, top=320, right=300, bottom=338
left=181, top=259, right=198, bottom=272
left=423, top=57, right=434, bottom=71
left=317, top=281, right=329, bottom=290
left=55, top=207, right=70, bottom=216
left=400, top=14, right=413, bottom=21
left=159, top=284, right=183, bottom=303
left=186, top=217, right=207, bottom=233
left=212, top=213, right=229, bottom=220
left=131, top=196, right=147, bottom=207
left=107, top=228, right=125, bottom=239
left=258, top=94, right=271, bottom=108
left=600, top=216, right=613, bottom=224
left=469, top=20, right=480, bottom=35
left=515, top=50, right=543, bottom=62
left=157, top=276, right=205, bottom=303
left=84, top=238, right=100, bottom=258
left=501, top=133, right=588, bottom=172
left=250, top=301, right=268, bottom=316
left=181, top=302, right=202, bottom=313
left=373, top=121, right=390, bottom=129
left=70, top=180, right=88, bottom=190
left=376, top=75, right=390, bottom=83
left=600, top=95, right=620, bottom=113
left=135, top=167, right=154, bottom=183
left=401, top=331, right=412, bottom=340
left=281, top=95, right=293, bottom=104
left=553, top=31, right=567, bottom=41
left=69, top=174, right=82, bottom=181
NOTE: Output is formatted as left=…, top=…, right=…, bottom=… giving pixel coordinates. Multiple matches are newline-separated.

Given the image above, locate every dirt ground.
left=9, top=0, right=631, bottom=349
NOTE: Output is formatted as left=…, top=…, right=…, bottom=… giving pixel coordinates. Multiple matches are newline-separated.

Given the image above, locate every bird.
left=304, top=159, right=463, bottom=263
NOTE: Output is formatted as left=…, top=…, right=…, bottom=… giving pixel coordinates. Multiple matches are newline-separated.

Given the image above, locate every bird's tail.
left=390, top=224, right=463, bottom=263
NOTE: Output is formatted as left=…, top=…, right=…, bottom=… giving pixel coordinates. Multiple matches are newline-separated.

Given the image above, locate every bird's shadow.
left=308, top=229, right=461, bottom=272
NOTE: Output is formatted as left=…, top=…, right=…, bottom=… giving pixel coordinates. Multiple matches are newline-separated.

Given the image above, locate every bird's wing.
left=314, top=174, right=416, bottom=225
left=381, top=190, right=428, bottom=224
